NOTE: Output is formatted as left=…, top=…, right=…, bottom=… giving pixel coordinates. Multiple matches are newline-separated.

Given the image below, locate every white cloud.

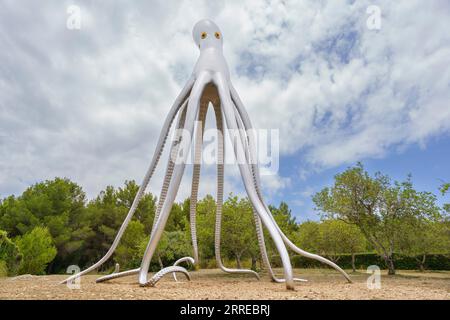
left=0, top=0, right=449, bottom=201
left=230, top=0, right=450, bottom=171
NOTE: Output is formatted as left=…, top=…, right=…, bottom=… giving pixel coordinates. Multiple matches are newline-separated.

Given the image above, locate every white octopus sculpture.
left=62, top=19, right=351, bottom=290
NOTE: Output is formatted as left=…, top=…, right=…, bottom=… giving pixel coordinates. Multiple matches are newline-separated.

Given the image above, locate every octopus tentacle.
left=94, top=256, right=196, bottom=284
left=152, top=100, right=189, bottom=231
left=189, top=101, right=209, bottom=263
left=214, top=74, right=294, bottom=290
left=95, top=268, right=140, bottom=283
left=213, top=102, right=260, bottom=280
left=146, top=266, right=191, bottom=287
left=230, top=84, right=351, bottom=283
left=252, top=211, right=307, bottom=283
left=94, top=105, right=190, bottom=285
left=60, top=76, right=195, bottom=285
left=233, top=105, right=306, bottom=283
left=138, top=72, right=211, bottom=286
left=172, top=256, right=195, bottom=281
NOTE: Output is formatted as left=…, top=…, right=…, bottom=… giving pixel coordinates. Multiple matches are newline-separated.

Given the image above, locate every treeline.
left=0, top=163, right=449, bottom=277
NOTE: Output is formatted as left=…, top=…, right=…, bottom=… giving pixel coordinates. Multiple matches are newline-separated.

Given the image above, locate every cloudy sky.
left=1, top=0, right=449, bottom=221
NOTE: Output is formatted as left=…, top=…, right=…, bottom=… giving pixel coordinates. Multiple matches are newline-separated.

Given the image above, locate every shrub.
left=16, top=227, right=57, bottom=275
left=0, top=230, right=22, bottom=275
left=0, top=260, right=7, bottom=277
left=114, top=220, right=146, bottom=270
left=291, top=252, right=450, bottom=271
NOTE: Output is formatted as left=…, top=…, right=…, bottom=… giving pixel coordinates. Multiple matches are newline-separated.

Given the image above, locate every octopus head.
left=192, top=19, right=223, bottom=50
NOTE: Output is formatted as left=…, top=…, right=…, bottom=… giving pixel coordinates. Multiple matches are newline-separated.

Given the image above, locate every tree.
left=269, top=202, right=298, bottom=237
left=440, top=183, right=450, bottom=195
left=75, top=185, right=121, bottom=270
left=295, top=221, right=321, bottom=253
left=195, top=195, right=217, bottom=263
left=0, top=178, right=91, bottom=273
left=398, top=218, right=450, bottom=271
left=166, top=201, right=189, bottom=232
left=0, top=230, right=22, bottom=275
left=116, top=180, right=157, bottom=233
left=313, top=163, right=440, bottom=275
left=135, top=230, right=191, bottom=271
left=221, top=195, right=258, bottom=268
left=440, top=182, right=450, bottom=214
left=114, top=220, right=146, bottom=269
left=319, top=219, right=367, bottom=271
left=16, top=227, right=57, bottom=275
left=0, top=260, right=7, bottom=277
left=296, top=220, right=366, bottom=271
left=81, top=181, right=156, bottom=271
left=259, top=202, right=299, bottom=265
left=156, top=231, right=191, bottom=266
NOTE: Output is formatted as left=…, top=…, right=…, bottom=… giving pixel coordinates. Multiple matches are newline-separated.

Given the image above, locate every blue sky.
left=0, top=1, right=449, bottom=222
left=279, top=135, right=450, bottom=221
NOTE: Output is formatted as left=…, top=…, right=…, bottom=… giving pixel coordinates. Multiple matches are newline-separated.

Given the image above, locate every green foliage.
left=0, top=173, right=448, bottom=275
left=318, top=219, right=367, bottom=261
left=295, top=219, right=367, bottom=270
left=81, top=181, right=156, bottom=271
left=0, top=230, right=22, bottom=275
left=262, top=201, right=300, bottom=266
left=397, top=218, right=450, bottom=270
left=0, top=260, right=7, bottom=277
left=313, top=163, right=442, bottom=275
left=291, top=252, right=450, bottom=271
left=295, top=221, right=321, bottom=252
left=16, top=227, right=57, bottom=275
left=195, top=195, right=216, bottom=261
left=134, top=230, right=191, bottom=271
left=221, top=195, right=258, bottom=268
left=195, top=194, right=260, bottom=269
left=440, top=182, right=450, bottom=214
left=114, top=220, right=146, bottom=269
left=166, top=200, right=189, bottom=232
left=269, top=202, right=298, bottom=236
left=155, top=231, right=191, bottom=265
left=440, top=183, right=450, bottom=196
left=0, top=178, right=91, bottom=273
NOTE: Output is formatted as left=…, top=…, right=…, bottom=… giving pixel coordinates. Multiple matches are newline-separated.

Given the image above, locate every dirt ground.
left=0, top=268, right=449, bottom=300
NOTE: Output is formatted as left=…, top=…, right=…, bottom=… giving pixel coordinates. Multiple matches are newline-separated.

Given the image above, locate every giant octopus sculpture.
left=62, top=19, right=351, bottom=290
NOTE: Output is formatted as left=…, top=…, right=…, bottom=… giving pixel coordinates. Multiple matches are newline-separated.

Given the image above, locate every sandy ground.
left=0, top=268, right=449, bottom=300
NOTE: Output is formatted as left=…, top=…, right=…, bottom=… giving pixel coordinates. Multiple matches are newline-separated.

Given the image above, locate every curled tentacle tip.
left=172, top=256, right=196, bottom=281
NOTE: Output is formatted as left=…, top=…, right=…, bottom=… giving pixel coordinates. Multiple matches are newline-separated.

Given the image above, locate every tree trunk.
left=251, top=256, right=257, bottom=271
left=47, top=259, right=55, bottom=274
left=384, top=255, right=395, bottom=275
left=419, top=254, right=426, bottom=272
left=235, top=254, right=242, bottom=269
left=158, top=255, right=164, bottom=269
left=351, top=253, right=356, bottom=273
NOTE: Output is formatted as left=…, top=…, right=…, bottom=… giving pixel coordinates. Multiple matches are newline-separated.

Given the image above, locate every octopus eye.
left=215, top=32, right=221, bottom=39
left=201, top=32, right=207, bottom=39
